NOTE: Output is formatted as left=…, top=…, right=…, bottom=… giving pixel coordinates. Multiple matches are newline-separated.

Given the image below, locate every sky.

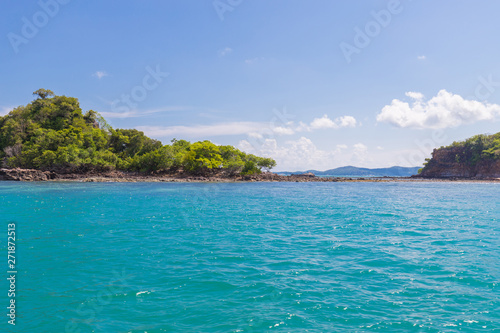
left=2, top=0, right=500, bottom=171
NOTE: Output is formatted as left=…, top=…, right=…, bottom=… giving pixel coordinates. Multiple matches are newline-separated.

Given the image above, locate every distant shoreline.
left=1, top=168, right=500, bottom=183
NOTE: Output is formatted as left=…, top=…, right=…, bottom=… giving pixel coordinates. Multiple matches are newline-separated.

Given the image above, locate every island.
left=416, top=132, right=500, bottom=179
left=0, top=89, right=276, bottom=181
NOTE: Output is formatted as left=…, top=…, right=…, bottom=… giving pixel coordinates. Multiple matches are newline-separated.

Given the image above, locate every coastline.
left=1, top=168, right=500, bottom=183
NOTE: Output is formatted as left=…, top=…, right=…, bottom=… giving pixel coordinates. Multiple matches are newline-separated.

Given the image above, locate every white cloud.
left=309, top=115, right=337, bottom=129
left=405, top=91, right=424, bottom=101
left=136, top=122, right=268, bottom=138
left=353, top=143, right=367, bottom=152
left=240, top=137, right=430, bottom=171
left=0, top=106, right=14, bottom=116
left=353, top=143, right=368, bottom=164
left=100, top=106, right=190, bottom=118
left=245, top=114, right=357, bottom=136
left=309, top=115, right=357, bottom=130
left=239, top=137, right=374, bottom=171
left=417, top=55, right=426, bottom=60
left=92, top=71, right=108, bottom=79
left=272, top=126, right=295, bottom=135
left=337, top=115, right=357, bottom=128
left=134, top=113, right=358, bottom=139
left=377, top=89, right=500, bottom=129
left=239, top=137, right=331, bottom=170
left=218, top=47, right=232, bottom=57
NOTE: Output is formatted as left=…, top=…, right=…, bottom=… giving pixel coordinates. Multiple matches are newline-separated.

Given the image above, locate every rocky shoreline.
left=1, top=168, right=500, bottom=183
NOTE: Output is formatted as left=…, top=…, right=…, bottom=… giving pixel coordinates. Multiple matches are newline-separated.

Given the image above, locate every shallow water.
left=1, top=181, right=499, bottom=332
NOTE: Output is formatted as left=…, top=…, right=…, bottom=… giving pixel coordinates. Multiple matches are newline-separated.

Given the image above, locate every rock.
left=295, top=172, right=315, bottom=177
left=418, top=146, right=500, bottom=179
left=0, top=168, right=58, bottom=181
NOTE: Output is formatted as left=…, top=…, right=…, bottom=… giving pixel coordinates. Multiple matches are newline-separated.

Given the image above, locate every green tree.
left=0, top=90, right=278, bottom=175
left=33, top=89, right=54, bottom=100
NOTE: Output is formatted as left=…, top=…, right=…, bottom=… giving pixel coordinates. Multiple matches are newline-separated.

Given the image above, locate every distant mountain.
left=277, top=166, right=421, bottom=177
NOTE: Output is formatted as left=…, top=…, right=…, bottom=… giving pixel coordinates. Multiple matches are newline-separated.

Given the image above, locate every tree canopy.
left=0, top=90, right=276, bottom=175
left=419, top=132, right=500, bottom=174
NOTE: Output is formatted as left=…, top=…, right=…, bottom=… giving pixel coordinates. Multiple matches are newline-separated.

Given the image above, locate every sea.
left=1, top=181, right=499, bottom=332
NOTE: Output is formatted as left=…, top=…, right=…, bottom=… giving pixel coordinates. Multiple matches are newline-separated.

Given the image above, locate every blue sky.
left=2, top=0, right=500, bottom=171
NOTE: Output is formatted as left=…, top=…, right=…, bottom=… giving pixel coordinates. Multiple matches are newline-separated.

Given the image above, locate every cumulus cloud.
left=92, top=71, right=108, bottom=79
left=309, top=114, right=356, bottom=130
left=245, top=114, right=357, bottom=137
left=338, top=115, right=357, bottom=128
left=281, top=115, right=358, bottom=133
left=135, top=113, right=358, bottom=139
left=272, top=126, right=295, bottom=135
left=309, top=115, right=357, bottom=129
left=405, top=91, right=424, bottom=101
left=238, top=137, right=372, bottom=171
left=417, top=55, right=426, bottom=60
left=377, top=89, right=500, bottom=129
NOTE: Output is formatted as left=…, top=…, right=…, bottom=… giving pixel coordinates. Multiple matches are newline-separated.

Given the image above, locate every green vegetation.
left=421, top=132, right=500, bottom=171
left=0, top=90, right=276, bottom=175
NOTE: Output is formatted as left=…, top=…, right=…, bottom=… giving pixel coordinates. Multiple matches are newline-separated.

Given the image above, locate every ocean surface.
left=1, top=181, right=499, bottom=332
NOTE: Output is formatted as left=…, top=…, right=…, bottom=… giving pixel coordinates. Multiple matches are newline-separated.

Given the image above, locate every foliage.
left=446, top=133, right=500, bottom=166
left=420, top=132, right=500, bottom=173
left=0, top=90, right=276, bottom=175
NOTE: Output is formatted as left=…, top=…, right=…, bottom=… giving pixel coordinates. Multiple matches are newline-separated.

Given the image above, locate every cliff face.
left=419, top=146, right=500, bottom=179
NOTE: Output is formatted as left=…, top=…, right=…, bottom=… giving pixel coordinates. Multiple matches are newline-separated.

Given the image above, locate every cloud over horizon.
left=136, top=122, right=267, bottom=138
left=377, top=90, right=500, bottom=129
left=238, top=137, right=373, bottom=171
left=136, top=114, right=358, bottom=139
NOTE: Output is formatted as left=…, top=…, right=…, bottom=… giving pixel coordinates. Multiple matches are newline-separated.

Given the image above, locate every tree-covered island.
left=0, top=89, right=276, bottom=177
left=417, top=132, right=500, bottom=178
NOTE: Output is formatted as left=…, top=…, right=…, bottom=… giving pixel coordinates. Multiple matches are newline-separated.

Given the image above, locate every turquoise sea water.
left=1, top=181, right=499, bottom=332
